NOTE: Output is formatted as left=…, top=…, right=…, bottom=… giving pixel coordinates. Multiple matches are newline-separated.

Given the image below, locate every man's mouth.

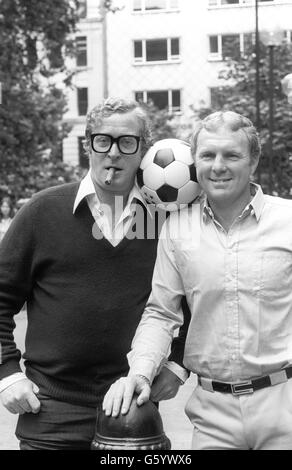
left=210, top=178, right=231, bottom=182
left=105, top=166, right=122, bottom=171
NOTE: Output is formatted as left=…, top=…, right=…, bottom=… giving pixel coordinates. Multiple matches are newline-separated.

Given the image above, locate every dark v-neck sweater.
left=0, top=182, right=162, bottom=405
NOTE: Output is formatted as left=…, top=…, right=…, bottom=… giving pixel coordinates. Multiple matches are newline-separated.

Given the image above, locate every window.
left=209, top=36, right=219, bottom=54
left=78, top=137, right=89, bottom=169
left=77, top=88, right=88, bottom=116
left=209, top=33, right=252, bottom=60
left=209, top=0, right=253, bottom=6
left=77, top=0, right=87, bottom=18
left=243, top=33, right=254, bottom=53
left=171, top=38, right=179, bottom=56
left=209, top=0, right=273, bottom=5
left=145, top=0, right=166, bottom=9
left=147, top=90, right=168, bottom=109
left=147, top=39, right=167, bottom=61
left=134, top=41, right=143, bottom=59
left=133, top=0, right=179, bottom=12
left=135, top=89, right=181, bottom=112
left=222, top=34, right=241, bottom=60
left=76, top=36, right=87, bottom=67
left=134, top=38, right=180, bottom=63
left=284, top=31, right=292, bottom=43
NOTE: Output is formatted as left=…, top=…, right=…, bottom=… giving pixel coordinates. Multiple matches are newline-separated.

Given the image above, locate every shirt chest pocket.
left=260, top=253, right=292, bottom=299
left=173, top=240, right=224, bottom=293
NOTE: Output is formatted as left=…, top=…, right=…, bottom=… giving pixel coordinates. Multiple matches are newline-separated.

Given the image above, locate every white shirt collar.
left=202, top=182, right=263, bottom=224
left=73, top=171, right=96, bottom=213
left=73, top=170, right=151, bottom=216
left=249, top=183, right=265, bottom=221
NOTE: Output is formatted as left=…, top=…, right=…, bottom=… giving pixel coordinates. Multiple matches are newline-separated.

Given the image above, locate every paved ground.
left=0, top=310, right=195, bottom=450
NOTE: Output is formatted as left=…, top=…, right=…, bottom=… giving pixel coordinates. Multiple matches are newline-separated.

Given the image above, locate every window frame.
left=208, top=32, right=253, bottom=61
left=134, top=89, right=181, bottom=113
left=77, top=87, right=88, bottom=116
left=284, top=30, right=292, bottom=43
left=132, top=0, right=179, bottom=13
left=133, top=37, right=180, bottom=64
left=208, top=0, right=274, bottom=7
left=76, top=36, right=87, bottom=68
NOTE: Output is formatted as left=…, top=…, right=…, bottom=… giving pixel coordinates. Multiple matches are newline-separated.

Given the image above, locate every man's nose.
left=108, top=142, right=120, bottom=159
left=212, top=154, right=226, bottom=172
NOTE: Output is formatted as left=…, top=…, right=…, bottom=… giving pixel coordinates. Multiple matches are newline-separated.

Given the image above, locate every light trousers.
left=185, top=379, right=292, bottom=450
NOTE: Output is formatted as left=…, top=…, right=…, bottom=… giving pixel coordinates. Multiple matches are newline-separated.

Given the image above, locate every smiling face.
left=195, top=126, right=259, bottom=212
left=89, top=111, right=142, bottom=199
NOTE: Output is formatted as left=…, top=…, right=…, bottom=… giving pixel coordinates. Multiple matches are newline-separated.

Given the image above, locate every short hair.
left=190, top=111, right=261, bottom=162
left=83, top=97, right=153, bottom=157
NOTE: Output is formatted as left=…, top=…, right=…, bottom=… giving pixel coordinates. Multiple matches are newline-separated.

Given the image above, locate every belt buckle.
left=231, top=380, right=253, bottom=396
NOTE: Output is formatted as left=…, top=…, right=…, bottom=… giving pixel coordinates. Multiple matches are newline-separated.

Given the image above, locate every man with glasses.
left=0, top=98, right=189, bottom=450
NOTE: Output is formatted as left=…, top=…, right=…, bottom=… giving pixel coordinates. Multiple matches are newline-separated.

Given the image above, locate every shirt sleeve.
left=0, top=202, right=35, bottom=380
left=127, top=217, right=186, bottom=383
left=0, top=372, right=27, bottom=393
left=163, top=361, right=189, bottom=383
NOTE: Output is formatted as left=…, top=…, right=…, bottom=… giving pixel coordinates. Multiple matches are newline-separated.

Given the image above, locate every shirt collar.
left=249, top=183, right=265, bottom=221
left=202, top=182, right=265, bottom=223
left=73, top=170, right=151, bottom=216
left=73, top=171, right=96, bottom=214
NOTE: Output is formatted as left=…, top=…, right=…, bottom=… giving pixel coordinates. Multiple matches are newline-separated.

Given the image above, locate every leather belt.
left=198, top=366, right=292, bottom=396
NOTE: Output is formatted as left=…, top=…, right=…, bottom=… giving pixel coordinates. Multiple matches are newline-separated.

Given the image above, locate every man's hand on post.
left=102, top=374, right=151, bottom=417
left=0, top=379, right=41, bottom=415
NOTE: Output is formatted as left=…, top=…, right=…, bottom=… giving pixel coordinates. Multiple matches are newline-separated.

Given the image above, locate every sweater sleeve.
left=0, top=201, right=35, bottom=380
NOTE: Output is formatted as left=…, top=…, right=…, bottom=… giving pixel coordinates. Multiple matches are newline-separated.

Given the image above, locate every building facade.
left=62, top=0, right=103, bottom=166
left=63, top=0, right=292, bottom=166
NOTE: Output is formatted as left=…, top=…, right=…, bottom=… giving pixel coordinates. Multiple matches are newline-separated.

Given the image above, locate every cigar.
left=105, top=167, right=115, bottom=185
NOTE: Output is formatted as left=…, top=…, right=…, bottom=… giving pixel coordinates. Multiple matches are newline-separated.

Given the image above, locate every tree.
left=196, top=41, right=292, bottom=197
left=142, top=102, right=177, bottom=142
left=100, top=0, right=123, bottom=14
left=0, top=0, right=81, bottom=202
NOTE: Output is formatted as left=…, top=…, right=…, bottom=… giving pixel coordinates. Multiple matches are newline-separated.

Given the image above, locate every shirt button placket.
left=226, top=229, right=239, bottom=377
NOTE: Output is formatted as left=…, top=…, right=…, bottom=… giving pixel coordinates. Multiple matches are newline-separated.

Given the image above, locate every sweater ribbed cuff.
left=0, top=360, right=22, bottom=381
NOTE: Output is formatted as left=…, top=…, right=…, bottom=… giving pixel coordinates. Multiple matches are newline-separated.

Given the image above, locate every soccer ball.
left=137, top=139, right=201, bottom=211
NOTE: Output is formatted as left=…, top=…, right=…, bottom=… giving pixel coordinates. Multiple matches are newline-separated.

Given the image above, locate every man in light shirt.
left=103, top=110, right=292, bottom=450
left=0, top=98, right=190, bottom=450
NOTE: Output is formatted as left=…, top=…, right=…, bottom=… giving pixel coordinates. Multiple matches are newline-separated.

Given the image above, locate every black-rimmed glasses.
left=91, top=133, right=141, bottom=155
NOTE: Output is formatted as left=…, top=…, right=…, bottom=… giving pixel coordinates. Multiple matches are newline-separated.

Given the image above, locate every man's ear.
left=250, top=155, right=260, bottom=176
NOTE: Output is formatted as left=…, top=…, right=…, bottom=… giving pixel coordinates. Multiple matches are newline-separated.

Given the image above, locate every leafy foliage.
left=100, top=0, right=124, bottom=14
left=0, top=0, right=80, bottom=202
left=142, top=102, right=177, bottom=142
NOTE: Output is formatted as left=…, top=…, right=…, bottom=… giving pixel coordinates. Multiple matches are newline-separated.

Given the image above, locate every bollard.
left=91, top=395, right=171, bottom=450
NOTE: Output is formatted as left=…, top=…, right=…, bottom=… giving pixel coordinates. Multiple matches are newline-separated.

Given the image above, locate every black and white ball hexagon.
left=137, top=139, right=201, bottom=211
